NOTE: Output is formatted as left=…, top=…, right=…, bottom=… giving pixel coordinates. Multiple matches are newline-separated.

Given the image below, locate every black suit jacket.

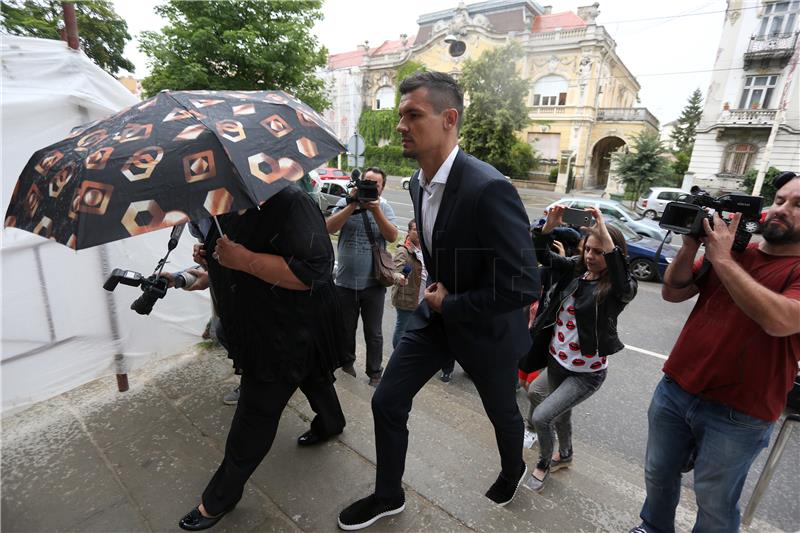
left=407, top=149, right=540, bottom=358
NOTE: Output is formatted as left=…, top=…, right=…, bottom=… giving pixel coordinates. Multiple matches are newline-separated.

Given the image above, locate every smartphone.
left=561, top=207, right=595, bottom=227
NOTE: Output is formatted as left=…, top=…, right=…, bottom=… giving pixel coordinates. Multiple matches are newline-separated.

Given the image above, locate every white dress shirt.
left=418, top=145, right=459, bottom=254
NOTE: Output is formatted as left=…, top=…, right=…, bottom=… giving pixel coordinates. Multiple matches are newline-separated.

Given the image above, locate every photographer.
left=326, top=167, right=398, bottom=387
left=633, top=171, right=800, bottom=533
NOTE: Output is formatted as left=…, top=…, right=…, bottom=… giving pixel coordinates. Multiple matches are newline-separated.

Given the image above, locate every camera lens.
left=130, top=292, right=158, bottom=315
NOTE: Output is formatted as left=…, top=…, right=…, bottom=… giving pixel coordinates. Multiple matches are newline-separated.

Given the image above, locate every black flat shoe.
left=297, top=430, right=326, bottom=446
left=178, top=506, right=228, bottom=531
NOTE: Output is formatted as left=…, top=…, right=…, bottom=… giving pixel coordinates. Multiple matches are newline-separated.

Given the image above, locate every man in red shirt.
left=631, top=172, right=800, bottom=533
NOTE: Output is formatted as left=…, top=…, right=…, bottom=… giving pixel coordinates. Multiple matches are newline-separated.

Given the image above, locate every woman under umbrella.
left=177, top=184, right=346, bottom=530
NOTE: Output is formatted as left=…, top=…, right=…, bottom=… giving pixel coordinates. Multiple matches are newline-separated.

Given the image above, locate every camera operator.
left=325, top=167, right=398, bottom=387
left=632, top=171, right=800, bottom=533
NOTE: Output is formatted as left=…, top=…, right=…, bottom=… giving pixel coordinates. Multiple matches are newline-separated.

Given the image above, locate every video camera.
left=103, top=224, right=187, bottom=315
left=347, top=168, right=380, bottom=203
left=659, top=192, right=762, bottom=252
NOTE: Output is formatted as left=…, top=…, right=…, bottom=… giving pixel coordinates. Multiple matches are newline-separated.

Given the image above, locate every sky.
left=112, top=0, right=731, bottom=123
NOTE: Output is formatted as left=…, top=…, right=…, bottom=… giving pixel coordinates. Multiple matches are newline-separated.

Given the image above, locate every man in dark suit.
left=338, top=71, right=540, bottom=530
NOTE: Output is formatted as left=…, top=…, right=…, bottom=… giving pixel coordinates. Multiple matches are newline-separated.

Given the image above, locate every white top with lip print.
left=548, top=294, right=608, bottom=373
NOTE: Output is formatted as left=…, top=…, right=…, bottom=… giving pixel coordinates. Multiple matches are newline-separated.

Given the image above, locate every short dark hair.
left=399, top=71, right=464, bottom=129
left=407, top=219, right=416, bottom=231
left=364, top=166, right=387, bottom=187
left=774, top=171, right=798, bottom=190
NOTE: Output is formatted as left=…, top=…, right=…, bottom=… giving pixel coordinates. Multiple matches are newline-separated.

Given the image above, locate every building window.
left=527, top=132, right=561, bottom=161
left=758, top=1, right=799, bottom=36
left=738, top=75, right=778, bottom=109
left=721, top=143, right=758, bottom=175
left=531, top=75, right=568, bottom=106
left=374, top=86, right=395, bottom=110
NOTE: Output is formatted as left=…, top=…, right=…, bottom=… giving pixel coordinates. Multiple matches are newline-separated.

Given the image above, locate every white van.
left=635, top=187, right=687, bottom=219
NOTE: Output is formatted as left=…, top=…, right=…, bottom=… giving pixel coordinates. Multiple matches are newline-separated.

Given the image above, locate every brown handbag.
left=361, top=210, right=395, bottom=287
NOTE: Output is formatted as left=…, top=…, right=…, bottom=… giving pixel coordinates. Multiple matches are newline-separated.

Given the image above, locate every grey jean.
left=531, top=355, right=607, bottom=469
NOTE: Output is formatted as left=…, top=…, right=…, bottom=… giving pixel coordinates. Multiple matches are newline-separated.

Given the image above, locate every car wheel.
left=743, top=219, right=759, bottom=233
left=643, top=209, right=657, bottom=220
left=630, top=258, right=657, bottom=282
left=402, top=181, right=409, bottom=190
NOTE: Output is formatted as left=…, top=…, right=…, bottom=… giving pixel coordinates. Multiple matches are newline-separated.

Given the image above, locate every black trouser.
left=201, top=373, right=345, bottom=515
left=336, top=285, right=386, bottom=378
left=371, top=324, right=524, bottom=499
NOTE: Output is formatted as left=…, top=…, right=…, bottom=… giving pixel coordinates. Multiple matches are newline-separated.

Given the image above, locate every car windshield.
left=613, top=203, right=644, bottom=220
left=606, top=219, right=641, bottom=241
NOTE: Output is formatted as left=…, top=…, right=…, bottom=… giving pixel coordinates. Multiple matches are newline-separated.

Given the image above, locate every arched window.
left=374, top=86, right=395, bottom=110
left=532, top=75, right=568, bottom=106
left=721, top=143, right=758, bottom=175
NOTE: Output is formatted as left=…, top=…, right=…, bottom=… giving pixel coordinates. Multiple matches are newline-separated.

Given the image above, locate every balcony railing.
left=717, top=108, right=777, bottom=126
left=596, top=108, right=659, bottom=129
left=528, top=105, right=594, bottom=119
left=744, top=32, right=798, bottom=66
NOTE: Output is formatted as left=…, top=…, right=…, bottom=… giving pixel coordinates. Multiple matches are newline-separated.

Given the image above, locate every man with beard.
left=630, top=171, right=800, bottom=533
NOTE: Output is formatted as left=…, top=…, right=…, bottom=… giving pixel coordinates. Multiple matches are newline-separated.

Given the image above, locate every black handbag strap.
left=360, top=210, right=380, bottom=247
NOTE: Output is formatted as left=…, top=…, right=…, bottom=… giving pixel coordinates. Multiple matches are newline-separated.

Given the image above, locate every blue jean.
left=392, top=308, right=414, bottom=349
left=640, top=376, right=773, bottom=533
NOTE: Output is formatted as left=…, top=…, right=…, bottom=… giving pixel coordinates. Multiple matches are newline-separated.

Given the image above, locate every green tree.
left=460, top=42, right=535, bottom=177
left=670, top=88, right=703, bottom=154
left=742, top=166, right=781, bottom=205
left=139, top=0, right=328, bottom=110
left=0, top=0, right=134, bottom=74
left=612, top=130, right=671, bottom=204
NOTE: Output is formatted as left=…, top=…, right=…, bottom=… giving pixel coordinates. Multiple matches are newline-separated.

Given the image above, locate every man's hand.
left=362, top=199, right=381, bottom=213
left=214, top=236, right=253, bottom=272
left=193, top=243, right=208, bottom=268
left=393, top=272, right=409, bottom=286
left=701, top=212, right=741, bottom=265
left=424, top=282, right=449, bottom=313
left=182, top=268, right=209, bottom=291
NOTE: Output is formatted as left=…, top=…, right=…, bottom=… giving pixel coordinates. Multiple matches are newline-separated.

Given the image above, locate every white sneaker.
left=523, top=428, right=538, bottom=449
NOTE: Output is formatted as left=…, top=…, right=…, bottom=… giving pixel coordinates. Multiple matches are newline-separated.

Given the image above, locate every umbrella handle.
left=213, top=215, right=224, bottom=237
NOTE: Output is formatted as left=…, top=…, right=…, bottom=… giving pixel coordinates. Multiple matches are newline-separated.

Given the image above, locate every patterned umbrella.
left=4, top=90, right=345, bottom=249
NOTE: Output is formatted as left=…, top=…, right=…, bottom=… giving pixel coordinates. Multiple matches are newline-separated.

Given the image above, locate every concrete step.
left=511, top=178, right=557, bottom=192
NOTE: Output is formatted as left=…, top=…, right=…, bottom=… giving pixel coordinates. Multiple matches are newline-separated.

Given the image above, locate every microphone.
left=402, top=265, right=412, bottom=278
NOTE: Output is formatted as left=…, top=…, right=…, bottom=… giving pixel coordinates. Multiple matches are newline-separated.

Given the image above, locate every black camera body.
left=348, top=168, right=380, bottom=203
left=659, top=193, right=762, bottom=252
left=102, top=224, right=185, bottom=315
left=103, top=269, right=168, bottom=315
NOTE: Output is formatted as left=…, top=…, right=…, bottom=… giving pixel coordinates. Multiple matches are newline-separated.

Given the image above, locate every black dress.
left=204, top=185, right=346, bottom=383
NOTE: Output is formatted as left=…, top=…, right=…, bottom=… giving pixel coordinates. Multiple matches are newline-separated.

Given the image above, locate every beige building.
left=322, top=0, right=658, bottom=194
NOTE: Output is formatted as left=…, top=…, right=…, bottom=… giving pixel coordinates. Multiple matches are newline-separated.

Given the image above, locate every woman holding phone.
left=522, top=205, right=637, bottom=491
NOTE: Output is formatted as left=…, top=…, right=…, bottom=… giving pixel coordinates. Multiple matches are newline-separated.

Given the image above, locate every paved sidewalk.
left=1, top=344, right=782, bottom=533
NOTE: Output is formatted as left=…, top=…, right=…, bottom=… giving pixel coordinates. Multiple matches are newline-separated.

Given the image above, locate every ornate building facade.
left=685, top=0, right=799, bottom=194
left=320, top=0, right=659, bottom=194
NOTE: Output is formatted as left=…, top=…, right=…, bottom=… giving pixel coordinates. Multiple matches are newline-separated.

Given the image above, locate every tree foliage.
left=358, top=108, right=398, bottom=146
left=670, top=88, right=703, bottom=154
left=460, top=42, right=535, bottom=177
left=139, top=0, right=328, bottom=110
left=742, top=166, right=781, bottom=205
left=0, top=0, right=134, bottom=74
left=612, top=130, right=671, bottom=203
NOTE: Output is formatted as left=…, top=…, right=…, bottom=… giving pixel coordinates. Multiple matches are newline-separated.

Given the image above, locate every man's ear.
left=443, top=108, right=459, bottom=131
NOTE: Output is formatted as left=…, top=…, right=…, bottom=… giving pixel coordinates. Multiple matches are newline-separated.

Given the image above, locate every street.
left=350, top=177, right=799, bottom=531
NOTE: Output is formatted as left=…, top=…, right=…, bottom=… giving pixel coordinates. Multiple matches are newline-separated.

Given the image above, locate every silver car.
left=544, top=197, right=672, bottom=243
left=318, top=179, right=352, bottom=215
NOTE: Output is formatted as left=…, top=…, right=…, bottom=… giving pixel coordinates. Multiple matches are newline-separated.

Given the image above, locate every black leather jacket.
left=529, top=229, right=638, bottom=360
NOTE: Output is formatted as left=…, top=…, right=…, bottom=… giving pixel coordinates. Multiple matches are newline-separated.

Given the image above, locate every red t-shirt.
left=663, top=244, right=800, bottom=421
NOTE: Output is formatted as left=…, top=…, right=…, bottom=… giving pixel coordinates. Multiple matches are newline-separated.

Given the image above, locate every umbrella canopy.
left=4, top=90, right=345, bottom=249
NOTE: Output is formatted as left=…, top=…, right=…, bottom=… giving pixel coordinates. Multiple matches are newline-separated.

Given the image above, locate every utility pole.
left=752, top=35, right=799, bottom=197
left=61, top=2, right=79, bottom=51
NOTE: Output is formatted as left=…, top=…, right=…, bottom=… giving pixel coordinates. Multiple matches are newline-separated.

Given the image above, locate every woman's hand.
left=551, top=240, right=566, bottom=257
left=542, top=205, right=565, bottom=234
left=214, top=236, right=253, bottom=272
left=586, top=207, right=615, bottom=252
left=193, top=244, right=208, bottom=268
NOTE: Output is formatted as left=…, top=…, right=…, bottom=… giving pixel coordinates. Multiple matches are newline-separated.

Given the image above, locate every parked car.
left=318, top=179, right=352, bottom=215
left=606, top=220, right=677, bottom=282
left=635, top=187, right=687, bottom=219
left=751, top=205, right=771, bottom=234
left=316, top=166, right=348, bottom=180
left=544, top=197, right=672, bottom=243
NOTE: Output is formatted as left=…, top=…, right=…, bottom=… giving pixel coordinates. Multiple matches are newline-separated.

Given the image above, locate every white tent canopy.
left=1, top=35, right=210, bottom=413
